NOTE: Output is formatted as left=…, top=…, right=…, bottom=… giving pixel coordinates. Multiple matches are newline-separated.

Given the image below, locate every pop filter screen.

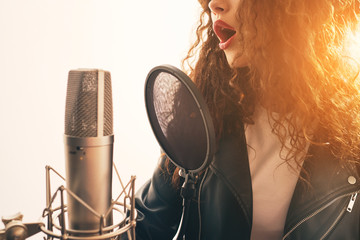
left=145, top=65, right=215, bottom=172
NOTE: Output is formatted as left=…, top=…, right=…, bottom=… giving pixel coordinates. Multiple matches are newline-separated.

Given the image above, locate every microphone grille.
left=65, top=69, right=113, bottom=137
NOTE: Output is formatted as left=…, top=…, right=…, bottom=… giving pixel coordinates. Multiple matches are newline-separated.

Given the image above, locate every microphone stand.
left=173, top=170, right=197, bottom=240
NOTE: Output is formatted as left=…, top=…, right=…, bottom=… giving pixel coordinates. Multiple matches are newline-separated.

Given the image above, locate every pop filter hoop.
left=144, top=64, right=216, bottom=173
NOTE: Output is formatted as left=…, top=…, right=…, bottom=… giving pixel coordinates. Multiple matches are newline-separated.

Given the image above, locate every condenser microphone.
left=64, top=69, right=114, bottom=234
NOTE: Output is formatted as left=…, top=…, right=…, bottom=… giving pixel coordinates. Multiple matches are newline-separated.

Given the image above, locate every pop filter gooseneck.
left=144, top=65, right=216, bottom=240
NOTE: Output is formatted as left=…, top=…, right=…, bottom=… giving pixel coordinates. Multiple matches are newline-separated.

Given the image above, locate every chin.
left=228, top=59, right=248, bottom=68
left=225, top=53, right=248, bottom=68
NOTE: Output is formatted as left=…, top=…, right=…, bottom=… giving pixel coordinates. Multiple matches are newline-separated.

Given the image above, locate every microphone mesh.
left=103, top=72, right=113, bottom=136
left=65, top=69, right=113, bottom=137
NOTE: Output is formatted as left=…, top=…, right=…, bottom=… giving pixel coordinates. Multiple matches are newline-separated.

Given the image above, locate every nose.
left=208, top=0, right=227, bottom=15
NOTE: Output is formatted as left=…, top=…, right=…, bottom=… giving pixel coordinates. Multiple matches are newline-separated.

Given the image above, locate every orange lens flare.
left=345, top=23, right=360, bottom=63
left=342, top=22, right=360, bottom=81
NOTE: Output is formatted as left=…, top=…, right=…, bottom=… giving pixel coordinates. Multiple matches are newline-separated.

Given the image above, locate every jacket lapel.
left=210, top=129, right=253, bottom=226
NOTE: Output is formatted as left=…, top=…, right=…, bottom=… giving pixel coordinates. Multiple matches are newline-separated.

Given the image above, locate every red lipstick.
left=213, top=20, right=236, bottom=50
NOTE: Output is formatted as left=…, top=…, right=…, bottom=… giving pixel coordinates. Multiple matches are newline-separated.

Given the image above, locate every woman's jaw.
left=225, top=51, right=248, bottom=68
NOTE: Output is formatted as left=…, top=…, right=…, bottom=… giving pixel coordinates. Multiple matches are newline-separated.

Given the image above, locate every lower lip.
left=219, top=34, right=236, bottom=50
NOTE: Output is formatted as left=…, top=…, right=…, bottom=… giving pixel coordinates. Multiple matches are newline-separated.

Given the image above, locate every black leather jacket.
left=133, top=131, right=360, bottom=240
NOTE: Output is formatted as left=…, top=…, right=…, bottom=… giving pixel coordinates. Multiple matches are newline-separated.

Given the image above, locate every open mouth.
left=213, top=20, right=236, bottom=49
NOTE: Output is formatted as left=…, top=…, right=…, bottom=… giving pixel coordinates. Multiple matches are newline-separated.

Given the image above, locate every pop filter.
left=144, top=65, right=215, bottom=173
left=144, top=65, right=216, bottom=239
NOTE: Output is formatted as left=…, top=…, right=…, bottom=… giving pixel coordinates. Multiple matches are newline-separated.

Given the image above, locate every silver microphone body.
left=64, top=69, right=113, bottom=232
left=64, top=135, right=113, bottom=230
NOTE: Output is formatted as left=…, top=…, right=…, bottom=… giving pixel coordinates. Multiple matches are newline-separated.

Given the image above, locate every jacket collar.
left=284, top=144, right=360, bottom=230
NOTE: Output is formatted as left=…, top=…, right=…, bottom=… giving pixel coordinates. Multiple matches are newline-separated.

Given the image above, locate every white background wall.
left=0, top=0, right=200, bottom=238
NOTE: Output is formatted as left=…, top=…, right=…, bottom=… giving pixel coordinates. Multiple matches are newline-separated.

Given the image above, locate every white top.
left=245, top=107, right=308, bottom=240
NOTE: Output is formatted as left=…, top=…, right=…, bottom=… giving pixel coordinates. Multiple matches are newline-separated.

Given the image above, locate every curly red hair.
left=168, top=0, right=360, bottom=184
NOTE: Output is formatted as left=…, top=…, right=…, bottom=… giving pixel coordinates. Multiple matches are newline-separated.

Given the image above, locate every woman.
left=134, top=0, right=360, bottom=239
